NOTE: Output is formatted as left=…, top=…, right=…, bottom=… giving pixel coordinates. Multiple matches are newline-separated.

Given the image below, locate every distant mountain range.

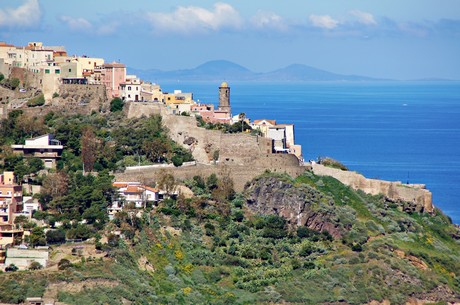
left=128, top=60, right=388, bottom=82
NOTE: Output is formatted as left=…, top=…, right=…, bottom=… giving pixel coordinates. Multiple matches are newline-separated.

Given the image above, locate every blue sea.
left=161, top=81, right=460, bottom=224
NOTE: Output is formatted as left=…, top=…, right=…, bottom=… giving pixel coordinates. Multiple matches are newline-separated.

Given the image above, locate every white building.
left=11, top=134, right=63, bottom=169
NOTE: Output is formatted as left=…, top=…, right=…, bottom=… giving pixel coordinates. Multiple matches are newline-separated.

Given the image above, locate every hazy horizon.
left=2, top=0, right=460, bottom=80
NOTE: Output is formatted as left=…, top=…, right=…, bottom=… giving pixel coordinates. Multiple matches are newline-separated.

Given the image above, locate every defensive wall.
left=311, top=163, right=434, bottom=213
left=51, top=84, right=109, bottom=114
left=120, top=103, right=307, bottom=191
left=115, top=161, right=307, bottom=192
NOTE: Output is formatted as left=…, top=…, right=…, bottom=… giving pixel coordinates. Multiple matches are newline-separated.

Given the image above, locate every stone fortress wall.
left=311, top=163, right=434, bottom=213
left=124, top=102, right=435, bottom=212
left=120, top=102, right=306, bottom=191
left=51, top=84, right=109, bottom=114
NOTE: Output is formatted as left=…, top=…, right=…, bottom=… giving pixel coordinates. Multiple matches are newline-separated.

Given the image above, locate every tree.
left=28, top=227, right=46, bottom=247
left=81, top=127, right=98, bottom=172
left=42, top=171, right=69, bottom=199
left=142, top=138, right=170, bottom=163
left=213, top=166, right=235, bottom=201
left=46, top=229, right=66, bottom=244
left=157, top=169, right=177, bottom=197
left=238, top=112, right=246, bottom=132
left=206, top=173, right=218, bottom=191
left=110, top=97, right=124, bottom=112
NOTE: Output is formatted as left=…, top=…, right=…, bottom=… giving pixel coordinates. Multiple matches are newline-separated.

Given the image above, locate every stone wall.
left=50, top=84, right=109, bottom=114
left=311, top=163, right=434, bottom=213
left=126, top=102, right=162, bottom=119
left=119, top=103, right=307, bottom=191
left=115, top=162, right=307, bottom=192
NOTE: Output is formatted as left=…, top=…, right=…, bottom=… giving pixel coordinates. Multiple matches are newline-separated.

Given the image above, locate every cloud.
left=59, top=16, right=93, bottom=31
left=309, top=15, right=339, bottom=30
left=0, top=0, right=41, bottom=28
left=350, top=10, right=377, bottom=25
left=251, top=11, right=288, bottom=31
left=145, top=2, right=243, bottom=34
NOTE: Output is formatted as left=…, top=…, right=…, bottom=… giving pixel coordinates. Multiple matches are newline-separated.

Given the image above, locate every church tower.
left=218, top=81, right=231, bottom=113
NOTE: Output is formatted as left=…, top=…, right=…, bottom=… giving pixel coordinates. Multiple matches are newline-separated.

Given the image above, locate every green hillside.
left=0, top=110, right=459, bottom=304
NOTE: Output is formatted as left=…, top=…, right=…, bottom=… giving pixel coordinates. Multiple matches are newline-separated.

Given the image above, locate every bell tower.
left=218, top=81, right=231, bottom=113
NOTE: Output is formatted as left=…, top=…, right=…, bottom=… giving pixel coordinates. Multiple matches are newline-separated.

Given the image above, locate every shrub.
left=172, top=155, right=183, bottom=167
left=29, top=261, right=43, bottom=270
left=5, top=264, right=18, bottom=272
left=27, top=94, right=45, bottom=107
left=52, top=92, right=59, bottom=98
left=110, top=97, right=124, bottom=112
left=319, top=157, right=348, bottom=171
left=58, top=259, right=72, bottom=270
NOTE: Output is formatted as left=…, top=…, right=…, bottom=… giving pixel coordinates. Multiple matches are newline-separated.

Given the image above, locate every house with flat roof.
left=0, top=172, right=23, bottom=224
left=11, top=134, right=63, bottom=169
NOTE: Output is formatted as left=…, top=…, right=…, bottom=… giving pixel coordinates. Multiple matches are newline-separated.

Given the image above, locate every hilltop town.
left=0, top=41, right=459, bottom=305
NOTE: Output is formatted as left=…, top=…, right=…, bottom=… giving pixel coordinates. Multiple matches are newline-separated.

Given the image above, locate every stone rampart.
left=52, top=84, right=109, bottom=114
left=120, top=103, right=307, bottom=190
left=115, top=162, right=307, bottom=192
left=126, top=102, right=162, bottom=118
left=311, top=163, right=434, bottom=213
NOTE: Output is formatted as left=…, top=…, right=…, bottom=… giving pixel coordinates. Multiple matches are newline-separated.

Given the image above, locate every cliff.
left=245, top=174, right=346, bottom=238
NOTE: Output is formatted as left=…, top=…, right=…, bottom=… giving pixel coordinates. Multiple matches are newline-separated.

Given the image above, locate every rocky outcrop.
left=244, top=175, right=344, bottom=238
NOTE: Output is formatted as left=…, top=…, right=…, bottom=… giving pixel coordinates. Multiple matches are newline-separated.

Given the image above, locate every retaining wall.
left=311, top=163, right=434, bottom=213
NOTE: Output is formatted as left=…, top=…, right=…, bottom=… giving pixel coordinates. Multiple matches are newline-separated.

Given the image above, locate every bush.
left=29, top=261, right=43, bottom=270
left=27, top=94, right=45, bottom=107
left=110, top=97, right=124, bottom=112
left=261, top=215, right=288, bottom=239
left=5, top=264, right=18, bottom=272
left=58, top=259, right=72, bottom=270
left=171, top=155, right=183, bottom=167
left=319, top=157, right=348, bottom=171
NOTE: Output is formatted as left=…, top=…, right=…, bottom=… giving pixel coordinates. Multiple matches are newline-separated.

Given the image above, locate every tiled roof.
left=143, top=186, right=158, bottom=193
left=126, top=186, right=142, bottom=193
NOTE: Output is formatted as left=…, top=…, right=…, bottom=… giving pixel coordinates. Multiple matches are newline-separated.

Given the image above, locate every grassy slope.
left=1, top=172, right=459, bottom=304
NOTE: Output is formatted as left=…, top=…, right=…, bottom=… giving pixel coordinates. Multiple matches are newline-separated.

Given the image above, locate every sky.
left=1, top=0, right=460, bottom=79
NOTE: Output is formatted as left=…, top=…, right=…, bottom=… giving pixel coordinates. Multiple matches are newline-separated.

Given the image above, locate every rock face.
left=244, top=175, right=344, bottom=238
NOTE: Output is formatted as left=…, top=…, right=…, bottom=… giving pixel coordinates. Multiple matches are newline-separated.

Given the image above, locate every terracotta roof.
left=126, top=186, right=142, bottom=193
left=143, top=186, right=158, bottom=193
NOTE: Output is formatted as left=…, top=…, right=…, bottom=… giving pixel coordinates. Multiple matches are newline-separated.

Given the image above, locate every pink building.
left=97, top=62, right=126, bottom=98
left=0, top=172, right=23, bottom=224
left=191, top=103, right=232, bottom=124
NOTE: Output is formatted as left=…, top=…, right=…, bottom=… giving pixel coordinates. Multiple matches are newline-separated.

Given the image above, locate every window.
left=128, top=86, right=131, bottom=91
left=68, top=69, right=72, bottom=72
left=55, top=69, right=60, bottom=74
left=45, top=69, right=50, bottom=74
